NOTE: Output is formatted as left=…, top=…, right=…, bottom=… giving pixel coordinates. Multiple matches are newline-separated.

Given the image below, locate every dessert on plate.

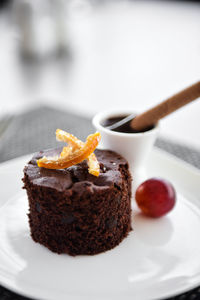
left=22, top=130, right=132, bottom=255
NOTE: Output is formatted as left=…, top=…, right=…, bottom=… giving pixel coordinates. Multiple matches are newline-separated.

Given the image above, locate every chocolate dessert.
left=23, top=148, right=132, bottom=255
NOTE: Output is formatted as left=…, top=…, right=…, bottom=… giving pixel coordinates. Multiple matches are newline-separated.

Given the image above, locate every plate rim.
left=0, top=147, right=200, bottom=300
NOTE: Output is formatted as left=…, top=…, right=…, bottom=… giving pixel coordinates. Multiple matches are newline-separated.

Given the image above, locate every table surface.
left=0, top=0, right=200, bottom=148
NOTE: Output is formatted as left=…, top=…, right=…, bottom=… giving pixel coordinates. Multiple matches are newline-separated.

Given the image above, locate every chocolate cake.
left=23, top=148, right=132, bottom=255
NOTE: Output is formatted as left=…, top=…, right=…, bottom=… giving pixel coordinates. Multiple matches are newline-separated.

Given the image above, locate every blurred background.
left=0, top=0, right=200, bottom=151
left=0, top=2, right=200, bottom=298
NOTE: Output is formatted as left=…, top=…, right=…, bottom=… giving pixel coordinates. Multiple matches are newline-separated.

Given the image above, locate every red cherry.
left=135, top=178, right=176, bottom=218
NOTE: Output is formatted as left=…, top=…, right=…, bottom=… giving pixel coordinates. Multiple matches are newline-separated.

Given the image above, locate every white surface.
left=0, top=149, right=200, bottom=300
left=0, top=1, right=200, bottom=148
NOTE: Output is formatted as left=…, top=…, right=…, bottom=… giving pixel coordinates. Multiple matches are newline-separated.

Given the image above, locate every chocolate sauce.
left=102, top=115, right=154, bottom=133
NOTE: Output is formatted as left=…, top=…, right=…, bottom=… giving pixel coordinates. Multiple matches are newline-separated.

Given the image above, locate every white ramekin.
left=92, top=109, right=159, bottom=193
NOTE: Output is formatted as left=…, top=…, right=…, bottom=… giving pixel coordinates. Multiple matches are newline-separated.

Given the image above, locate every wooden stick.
left=130, top=81, right=200, bottom=131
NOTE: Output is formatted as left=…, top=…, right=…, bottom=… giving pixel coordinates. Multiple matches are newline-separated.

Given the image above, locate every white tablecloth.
left=0, top=0, right=200, bottom=148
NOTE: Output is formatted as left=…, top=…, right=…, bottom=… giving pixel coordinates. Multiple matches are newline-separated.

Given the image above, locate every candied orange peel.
left=56, top=129, right=100, bottom=176
left=37, top=130, right=101, bottom=176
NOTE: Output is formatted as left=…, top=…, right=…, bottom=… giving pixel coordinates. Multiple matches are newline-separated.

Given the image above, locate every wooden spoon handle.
left=131, top=81, right=200, bottom=131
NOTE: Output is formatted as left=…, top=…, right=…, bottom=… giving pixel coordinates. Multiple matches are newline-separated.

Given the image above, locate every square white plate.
left=0, top=148, right=200, bottom=300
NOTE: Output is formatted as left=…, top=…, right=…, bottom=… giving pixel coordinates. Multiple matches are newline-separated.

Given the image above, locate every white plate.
left=0, top=148, right=200, bottom=300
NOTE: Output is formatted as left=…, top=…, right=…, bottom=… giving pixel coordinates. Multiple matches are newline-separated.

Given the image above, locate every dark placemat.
left=0, top=106, right=200, bottom=169
left=0, top=105, right=200, bottom=300
left=0, top=106, right=94, bottom=163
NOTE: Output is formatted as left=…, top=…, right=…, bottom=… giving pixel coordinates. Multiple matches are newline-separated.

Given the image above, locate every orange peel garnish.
left=87, top=152, right=100, bottom=177
left=56, top=129, right=100, bottom=176
left=37, top=131, right=101, bottom=175
left=56, top=129, right=82, bottom=149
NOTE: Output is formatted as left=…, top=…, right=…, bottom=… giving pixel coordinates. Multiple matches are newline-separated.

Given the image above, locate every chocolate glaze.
left=102, top=115, right=154, bottom=133
left=25, top=148, right=127, bottom=192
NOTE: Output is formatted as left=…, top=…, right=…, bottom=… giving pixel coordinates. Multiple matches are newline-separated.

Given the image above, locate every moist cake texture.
left=23, top=148, right=132, bottom=255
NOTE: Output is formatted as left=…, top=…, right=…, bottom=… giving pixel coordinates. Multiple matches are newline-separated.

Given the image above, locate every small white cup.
left=92, top=110, right=159, bottom=192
